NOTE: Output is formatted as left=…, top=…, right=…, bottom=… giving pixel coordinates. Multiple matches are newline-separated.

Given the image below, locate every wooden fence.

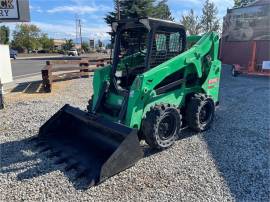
left=41, top=58, right=111, bottom=92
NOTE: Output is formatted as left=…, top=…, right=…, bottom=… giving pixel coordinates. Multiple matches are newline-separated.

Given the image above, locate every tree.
left=81, top=42, right=90, bottom=53
left=62, top=39, right=74, bottom=51
left=234, top=0, right=256, bottom=7
left=39, top=33, right=54, bottom=50
left=180, top=9, right=201, bottom=35
left=104, top=1, right=119, bottom=25
left=0, top=26, right=10, bottom=44
left=104, top=0, right=173, bottom=26
left=200, top=0, right=220, bottom=33
left=12, top=24, right=41, bottom=52
left=153, top=0, right=174, bottom=21
left=121, top=0, right=155, bottom=19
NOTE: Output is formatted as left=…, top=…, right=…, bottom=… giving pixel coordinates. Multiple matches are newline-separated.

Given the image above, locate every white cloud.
left=47, top=6, right=97, bottom=14
left=32, top=21, right=111, bottom=40
left=30, top=5, right=43, bottom=13
left=47, top=3, right=111, bottom=14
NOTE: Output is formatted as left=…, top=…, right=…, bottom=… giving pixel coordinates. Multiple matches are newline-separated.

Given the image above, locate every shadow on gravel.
left=142, top=127, right=196, bottom=158
left=202, top=124, right=270, bottom=201
left=0, top=137, right=100, bottom=190
left=0, top=129, right=194, bottom=190
left=0, top=138, right=37, bottom=174
left=1, top=135, right=177, bottom=190
left=11, top=81, right=45, bottom=94
left=200, top=66, right=270, bottom=201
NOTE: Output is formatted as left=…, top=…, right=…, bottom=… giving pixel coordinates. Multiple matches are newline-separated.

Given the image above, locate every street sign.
left=90, top=39, right=95, bottom=49
left=0, top=0, right=30, bottom=22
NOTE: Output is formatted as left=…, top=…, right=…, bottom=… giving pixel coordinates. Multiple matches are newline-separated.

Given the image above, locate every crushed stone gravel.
left=0, top=66, right=269, bottom=201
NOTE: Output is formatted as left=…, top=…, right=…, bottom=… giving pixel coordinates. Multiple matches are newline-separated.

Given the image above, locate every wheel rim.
left=158, top=114, right=176, bottom=140
left=199, top=102, right=213, bottom=125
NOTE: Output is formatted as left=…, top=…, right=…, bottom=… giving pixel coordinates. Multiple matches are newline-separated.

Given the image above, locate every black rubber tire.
left=186, top=94, right=215, bottom=132
left=142, top=104, right=182, bottom=150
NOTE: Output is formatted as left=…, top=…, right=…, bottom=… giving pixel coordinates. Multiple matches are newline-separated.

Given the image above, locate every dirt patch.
left=5, top=80, right=74, bottom=103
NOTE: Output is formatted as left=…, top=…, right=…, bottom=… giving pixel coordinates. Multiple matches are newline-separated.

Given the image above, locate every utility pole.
left=75, top=17, right=78, bottom=46
left=79, top=19, right=83, bottom=49
left=117, top=0, right=121, bottom=20
left=75, top=16, right=83, bottom=50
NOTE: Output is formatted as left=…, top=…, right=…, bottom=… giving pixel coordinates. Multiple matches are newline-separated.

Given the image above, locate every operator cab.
left=111, top=18, right=186, bottom=92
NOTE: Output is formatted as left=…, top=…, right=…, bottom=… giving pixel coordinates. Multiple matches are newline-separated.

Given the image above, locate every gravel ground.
left=0, top=66, right=269, bottom=201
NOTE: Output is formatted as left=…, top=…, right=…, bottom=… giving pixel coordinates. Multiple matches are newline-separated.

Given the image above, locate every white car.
left=68, top=49, right=79, bottom=56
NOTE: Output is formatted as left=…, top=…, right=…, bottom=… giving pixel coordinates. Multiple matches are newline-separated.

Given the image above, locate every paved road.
left=11, top=56, right=81, bottom=79
left=11, top=54, right=108, bottom=79
left=11, top=59, right=45, bottom=79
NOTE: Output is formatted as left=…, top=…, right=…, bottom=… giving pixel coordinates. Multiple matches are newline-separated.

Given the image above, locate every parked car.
left=10, top=49, right=17, bottom=59
left=37, top=50, right=50, bottom=54
left=68, top=49, right=80, bottom=56
left=31, top=50, right=39, bottom=54
left=56, top=50, right=65, bottom=54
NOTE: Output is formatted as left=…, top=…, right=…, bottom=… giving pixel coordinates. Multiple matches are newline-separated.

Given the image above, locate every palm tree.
left=63, top=39, right=74, bottom=50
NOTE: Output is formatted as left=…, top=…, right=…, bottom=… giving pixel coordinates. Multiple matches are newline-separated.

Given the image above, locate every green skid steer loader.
left=35, top=18, right=221, bottom=187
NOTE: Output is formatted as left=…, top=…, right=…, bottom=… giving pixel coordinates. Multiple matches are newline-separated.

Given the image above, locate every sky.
left=3, top=0, right=234, bottom=41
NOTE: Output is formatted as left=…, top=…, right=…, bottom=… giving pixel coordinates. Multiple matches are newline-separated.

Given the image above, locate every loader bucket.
left=36, top=104, right=143, bottom=187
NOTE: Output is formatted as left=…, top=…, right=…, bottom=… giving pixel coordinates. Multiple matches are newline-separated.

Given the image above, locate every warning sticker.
left=208, top=78, right=219, bottom=84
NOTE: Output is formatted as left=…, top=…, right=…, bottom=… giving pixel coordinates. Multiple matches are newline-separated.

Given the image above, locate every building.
left=220, top=0, right=270, bottom=70
left=53, top=39, right=66, bottom=50
left=74, top=44, right=81, bottom=50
